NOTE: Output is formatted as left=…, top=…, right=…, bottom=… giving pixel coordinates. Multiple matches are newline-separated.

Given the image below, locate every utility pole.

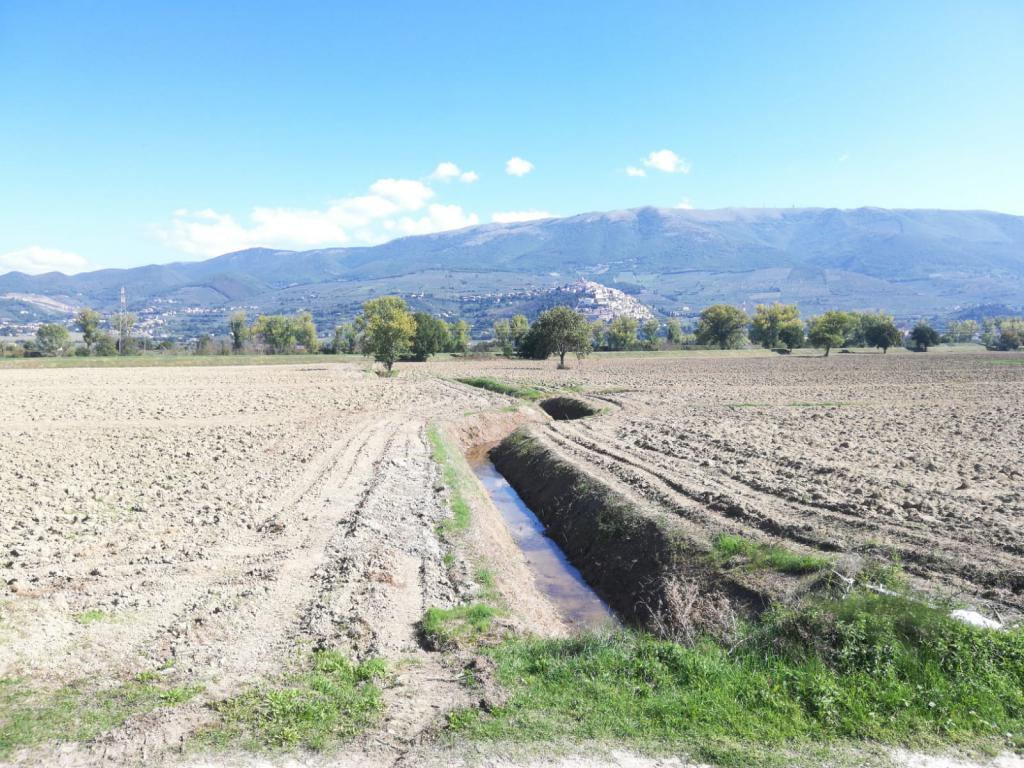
left=118, top=286, right=127, bottom=355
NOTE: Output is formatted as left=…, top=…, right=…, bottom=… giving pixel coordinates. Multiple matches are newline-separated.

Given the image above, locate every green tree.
left=509, top=314, right=529, bottom=351
left=448, top=319, right=471, bottom=355
left=695, top=304, right=749, bottom=349
left=607, top=315, right=638, bottom=350
left=333, top=321, right=362, bottom=354
left=412, top=312, right=450, bottom=361
left=361, top=296, right=416, bottom=372
left=532, top=306, right=590, bottom=368
left=910, top=321, right=940, bottom=351
left=35, top=323, right=70, bottom=356
left=665, top=317, right=683, bottom=346
left=996, top=317, right=1024, bottom=350
left=947, top=319, right=979, bottom=343
left=75, top=308, right=102, bottom=353
left=640, top=319, right=660, bottom=350
left=749, top=303, right=801, bottom=349
left=778, top=323, right=805, bottom=350
left=997, top=326, right=1022, bottom=350
left=493, top=319, right=514, bottom=357
left=291, top=312, right=319, bottom=353
left=589, top=320, right=606, bottom=351
left=93, top=333, right=118, bottom=356
left=252, top=315, right=296, bottom=354
left=229, top=311, right=248, bottom=352
left=862, top=313, right=902, bottom=353
left=517, top=324, right=549, bottom=359
left=807, top=311, right=858, bottom=356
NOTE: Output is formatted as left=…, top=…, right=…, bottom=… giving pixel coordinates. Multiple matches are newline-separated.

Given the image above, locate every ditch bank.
left=490, top=425, right=772, bottom=637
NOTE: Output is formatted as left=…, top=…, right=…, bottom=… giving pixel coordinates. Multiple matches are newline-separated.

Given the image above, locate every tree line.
left=5, top=299, right=1021, bottom=361
left=1, top=308, right=149, bottom=358
left=223, top=300, right=472, bottom=369
left=692, top=303, right=1023, bottom=355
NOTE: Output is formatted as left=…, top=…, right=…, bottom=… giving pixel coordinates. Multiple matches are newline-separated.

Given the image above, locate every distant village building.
left=561, top=280, right=655, bottom=322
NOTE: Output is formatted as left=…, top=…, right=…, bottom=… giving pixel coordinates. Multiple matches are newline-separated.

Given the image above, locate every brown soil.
left=0, top=364, right=559, bottom=766
left=426, top=350, right=1024, bottom=615
left=2, top=349, right=1022, bottom=766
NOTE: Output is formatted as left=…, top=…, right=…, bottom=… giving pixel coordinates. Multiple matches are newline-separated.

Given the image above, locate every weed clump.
left=73, top=609, right=110, bottom=624
left=203, top=650, right=385, bottom=751
left=420, top=604, right=501, bottom=650
left=712, top=534, right=831, bottom=575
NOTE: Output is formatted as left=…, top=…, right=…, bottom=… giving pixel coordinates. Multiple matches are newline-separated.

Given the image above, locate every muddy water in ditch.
left=470, top=453, right=616, bottom=629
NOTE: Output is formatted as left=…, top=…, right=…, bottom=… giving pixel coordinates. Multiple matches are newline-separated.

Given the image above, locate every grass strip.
left=712, top=534, right=831, bottom=575
left=455, top=377, right=546, bottom=401
left=200, top=650, right=385, bottom=751
left=449, top=591, right=1024, bottom=766
left=426, top=424, right=471, bottom=536
left=0, top=677, right=202, bottom=756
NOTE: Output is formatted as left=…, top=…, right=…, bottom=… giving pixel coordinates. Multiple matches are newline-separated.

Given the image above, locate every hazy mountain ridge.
left=2, top=207, right=1022, bottom=332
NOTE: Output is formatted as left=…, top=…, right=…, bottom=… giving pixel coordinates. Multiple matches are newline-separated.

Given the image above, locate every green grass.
left=712, top=534, right=832, bottom=575
left=420, top=604, right=501, bottom=649
left=426, top=424, right=472, bottom=537
left=200, top=650, right=385, bottom=751
left=0, top=677, right=202, bottom=756
left=455, top=377, right=546, bottom=401
left=475, top=567, right=496, bottom=592
left=74, top=609, right=111, bottom=624
left=448, top=591, right=1024, bottom=766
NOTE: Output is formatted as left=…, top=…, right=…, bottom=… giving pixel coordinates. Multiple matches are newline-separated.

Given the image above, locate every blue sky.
left=1, top=1, right=1022, bottom=273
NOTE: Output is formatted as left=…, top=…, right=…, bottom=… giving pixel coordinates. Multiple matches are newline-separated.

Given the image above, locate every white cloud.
left=430, top=162, right=479, bottom=184
left=0, top=246, right=89, bottom=275
left=159, top=176, right=480, bottom=257
left=626, top=166, right=646, bottom=177
left=505, top=156, right=534, bottom=176
left=491, top=210, right=553, bottom=224
left=367, top=178, right=434, bottom=209
left=642, top=149, right=691, bottom=174
left=388, top=204, right=480, bottom=237
left=675, top=198, right=694, bottom=210
left=430, top=162, right=461, bottom=181
left=838, top=152, right=850, bottom=164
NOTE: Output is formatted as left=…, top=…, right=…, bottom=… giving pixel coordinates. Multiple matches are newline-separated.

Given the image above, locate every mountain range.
left=2, top=206, right=1023, bottom=335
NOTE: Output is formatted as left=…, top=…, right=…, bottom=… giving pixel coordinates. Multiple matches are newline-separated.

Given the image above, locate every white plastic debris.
left=950, top=609, right=1002, bottom=630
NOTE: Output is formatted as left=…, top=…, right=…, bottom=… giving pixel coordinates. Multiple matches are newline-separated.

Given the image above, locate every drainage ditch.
left=468, top=448, right=616, bottom=630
